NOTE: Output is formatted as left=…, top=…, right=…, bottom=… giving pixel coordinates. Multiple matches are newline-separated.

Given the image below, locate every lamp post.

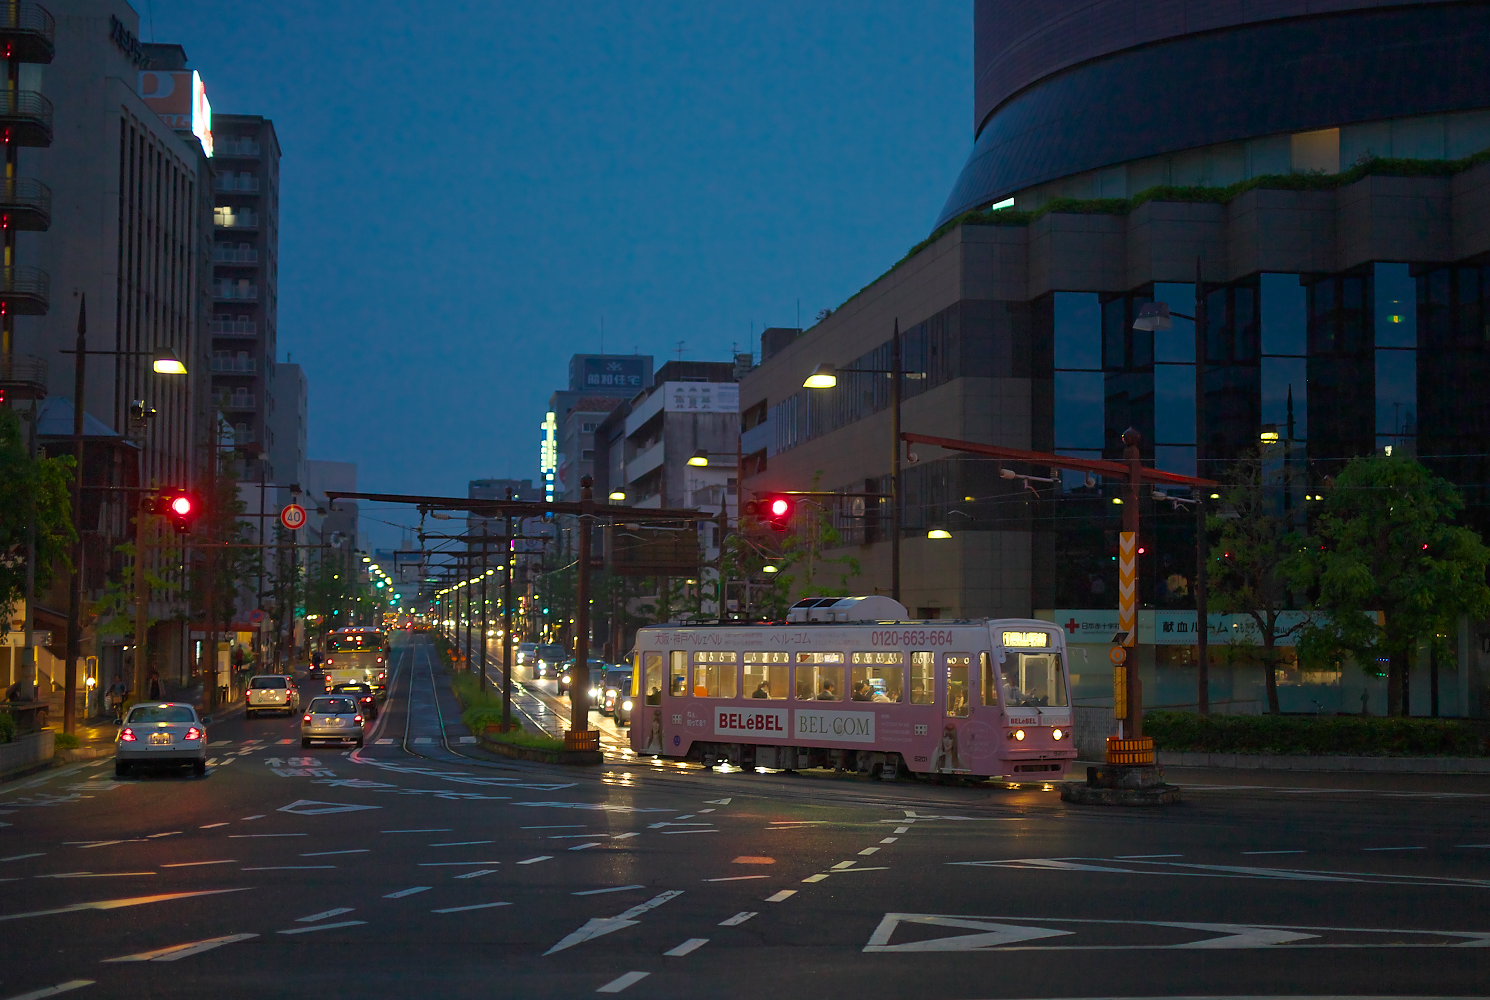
left=1133, top=261, right=1211, bottom=714
left=803, top=319, right=923, bottom=602
left=59, top=296, right=188, bottom=733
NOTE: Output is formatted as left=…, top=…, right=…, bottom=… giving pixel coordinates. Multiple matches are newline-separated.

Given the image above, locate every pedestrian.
left=147, top=669, right=162, bottom=701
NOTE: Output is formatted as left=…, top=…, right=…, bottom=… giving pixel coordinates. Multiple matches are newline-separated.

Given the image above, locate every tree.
left=1294, top=455, right=1490, bottom=716
left=1206, top=448, right=1314, bottom=713
left=0, top=406, right=75, bottom=640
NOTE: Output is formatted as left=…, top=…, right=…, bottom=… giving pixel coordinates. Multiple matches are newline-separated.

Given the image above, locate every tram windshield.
left=1001, top=651, right=1068, bottom=708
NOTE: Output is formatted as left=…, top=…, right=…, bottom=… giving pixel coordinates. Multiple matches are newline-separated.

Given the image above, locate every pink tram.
left=628, top=597, right=1076, bottom=780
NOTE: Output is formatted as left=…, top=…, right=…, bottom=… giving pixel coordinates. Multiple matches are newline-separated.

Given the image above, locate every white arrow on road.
left=865, top=914, right=1072, bottom=952
left=1164, top=922, right=1319, bottom=948
left=543, top=890, right=682, bottom=955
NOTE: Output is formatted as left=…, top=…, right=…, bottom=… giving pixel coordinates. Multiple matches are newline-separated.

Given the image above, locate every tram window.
left=744, top=662, right=788, bottom=699
left=850, top=665, right=902, bottom=702
left=980, top=651, right=999, bottom=706
left=693, top=660, right=738, bottom=698
left=794, top=663, right=844, bottom=700
left=946, top=655, right=971, bottom=718
left=1004, top=652, right=1069, bottom=707
left=671, top=650, right=688, bottom=697
left=643, top=652, right=663, bottom=704
left=908, top=652, right=934, bottom=705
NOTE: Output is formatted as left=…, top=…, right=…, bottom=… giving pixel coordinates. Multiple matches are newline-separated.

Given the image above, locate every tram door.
left=934, top=653, right=975, bottom=772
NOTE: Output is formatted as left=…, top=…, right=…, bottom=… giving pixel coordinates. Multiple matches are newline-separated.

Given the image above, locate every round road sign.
left=281, top=503, right=307, bottom=530
left=1108, top=645, right=1128, bottom=665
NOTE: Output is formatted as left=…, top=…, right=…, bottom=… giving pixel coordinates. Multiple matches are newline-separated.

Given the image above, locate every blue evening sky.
left=145, top=1, right=971, bottom=548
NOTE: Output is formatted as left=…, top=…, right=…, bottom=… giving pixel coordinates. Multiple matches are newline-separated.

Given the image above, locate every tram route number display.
left=870, top=629, right=957, bottom=647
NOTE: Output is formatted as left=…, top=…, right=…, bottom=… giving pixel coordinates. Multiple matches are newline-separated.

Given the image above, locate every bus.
left=323, top=626, right=391, bottom=697
left=628, top=596, right=1075, bottom=781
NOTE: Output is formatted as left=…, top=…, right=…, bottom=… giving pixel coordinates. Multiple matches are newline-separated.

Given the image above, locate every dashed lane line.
left=596, top=971, right=649, bottom=994
left=103, top=934, right=257, bottom=963
left=276, top=920, right=366, bottom=935
left=663, top=938, right=708, bottom=957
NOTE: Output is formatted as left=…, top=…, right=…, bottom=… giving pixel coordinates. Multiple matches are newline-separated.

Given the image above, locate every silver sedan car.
left=116, top=702, right=210, bottom=778
left=301, top=695, right=365, bottom=748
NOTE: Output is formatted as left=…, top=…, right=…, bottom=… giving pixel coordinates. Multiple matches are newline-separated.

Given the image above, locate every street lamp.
left=1133, top=264, right=1211, bottom=714
left=803, top=319, right=924, bottom=602
left=60, top=296, right=187, bottom=734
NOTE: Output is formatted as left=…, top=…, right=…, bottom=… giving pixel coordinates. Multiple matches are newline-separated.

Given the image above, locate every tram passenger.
left=752, top=680, right=770, bottom=699
left=872, top=687, right=892, bottom=703
left=851, top=680, right=873, bottom=702
left=646, top=686, right=661, bottom=705
left=816, top=681, right=837, bottom=700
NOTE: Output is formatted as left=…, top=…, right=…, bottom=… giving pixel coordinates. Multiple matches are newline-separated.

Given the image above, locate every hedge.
left=1145, top=710, right=1488, bottom=757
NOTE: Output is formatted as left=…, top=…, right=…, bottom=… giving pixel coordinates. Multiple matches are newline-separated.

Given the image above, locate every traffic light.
left=154, top=487, right=201, bottom=533
left=746, top=494, right=796, bottom=531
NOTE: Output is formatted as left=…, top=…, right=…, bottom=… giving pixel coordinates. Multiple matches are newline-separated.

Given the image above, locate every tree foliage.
left=1206, top=448, right=1314, bottom=713
left=1293, top=455, right=1490, bottom=716
left=0, top=406, right=76, bottom=632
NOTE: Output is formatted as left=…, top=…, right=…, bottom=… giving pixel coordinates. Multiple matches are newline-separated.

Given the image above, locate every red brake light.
left=302, top=714, right=312, bottom=723
left=184, top=726, right=204, bottom=741
left=354, top=715, right=364, bottom=724
left=119, top=727, right=137, bottom=742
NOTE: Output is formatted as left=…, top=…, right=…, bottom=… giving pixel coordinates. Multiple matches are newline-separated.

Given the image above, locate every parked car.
left=245, top=674, right=300, bottom=717
left=329, top=681, right=378, bottom=720
left=116, top=702, right=209, bottom=778
left=301, top=695, right=365, bottom=748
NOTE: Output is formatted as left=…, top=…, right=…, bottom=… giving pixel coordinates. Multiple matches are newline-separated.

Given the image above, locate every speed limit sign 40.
left=281, top=503, right=307, bottom=530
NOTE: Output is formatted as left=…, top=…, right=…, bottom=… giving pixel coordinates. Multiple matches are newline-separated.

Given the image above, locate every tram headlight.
left=1052, top=728, right=1064, bottom=741
left=1010, top=729, right=1026, bottom=741
left=621, top=699, right=633, bottom=712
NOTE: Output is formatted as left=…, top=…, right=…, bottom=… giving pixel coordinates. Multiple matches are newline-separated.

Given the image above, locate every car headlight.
left=621, top=699, right=633, bottom=712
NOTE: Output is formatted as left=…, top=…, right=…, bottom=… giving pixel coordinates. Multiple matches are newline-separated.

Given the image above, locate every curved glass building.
left=739, top=0, right=1490, bottom=717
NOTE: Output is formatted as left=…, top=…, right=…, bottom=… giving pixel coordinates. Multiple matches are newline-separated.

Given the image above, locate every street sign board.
left=281, top=503, right=307, bottom=530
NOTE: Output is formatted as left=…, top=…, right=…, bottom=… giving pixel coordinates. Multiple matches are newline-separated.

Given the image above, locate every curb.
left=477, top=734, right=601, bottom=766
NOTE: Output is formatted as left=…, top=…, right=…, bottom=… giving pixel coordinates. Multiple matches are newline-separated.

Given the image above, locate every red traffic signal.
left=746, top=493, right=796, bottom=531
left=154, top=488, right=201, bottom=533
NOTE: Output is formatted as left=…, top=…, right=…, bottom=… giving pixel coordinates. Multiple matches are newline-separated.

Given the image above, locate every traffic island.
left=478, top=725, right=601, bottom=766
left=1060, top=736, right=1182, bottom=806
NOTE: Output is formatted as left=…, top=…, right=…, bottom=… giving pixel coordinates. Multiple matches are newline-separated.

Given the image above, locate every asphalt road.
left=3, top=635, right=1487, bottom=1000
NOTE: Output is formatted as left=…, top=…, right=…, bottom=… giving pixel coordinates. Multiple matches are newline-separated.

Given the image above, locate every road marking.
left=732, top=856, right=774, bottom=865
left=802, top=875, right=828, bottom=883
left=859, top=847, right=880, bottom=856
left=242, top=866, right=336, bottom=871
left=662, top=829, right=716, bottom=835
left=705, top=875, right=769, bottom=882
left=1116, top=854, right=1181, bottom=859
left=418, top=862, right=505, bottom=867
left=548, top=834, right=599, bottom=840
left=765, top=890, right=796, bottom=903
left=544, top=891, right=682, bottom=955
left=865, top=914, right=1073, bottom=952
left=375, top=739, right=396, bottom=745
left=199, top=822, right=230, bottom=829
left=279, top=800, right=380, bottom=816
left=1362, top=846, right=1425, bottom=852
left=719, top=911, right=757, bottom=926
left=297, top=908, right=355, bottom=922
left=161, top=860, right=236, bottom=868
left=414, top=737, right=435, bottom=744
left=430, top=841, right=494, bottom=847
left=40, top=872, right=157, bottom=879
left=596, top=971, right=649, bottom=994
left=611, top=832, right=640, bottom=840
left=517, top=856, right=553, bottom=865
left=1241, top=850, right=1306, bottom=855
left=228, top=833, right=308, bottom=839
left=894, top=826, right=909, bottom=834
left=879, top=837, right=898, bottom=844
left=831, top=861, right=857, bottom=870
left=301, top=849, right=369, bottom=857
left=276, top=920, right=366, bottom=935
left=240, top=815, right=265, bottom=820
left=383, top=886, right=431, bottom=898
left=1, top=853, right=46, bottom=862
left=569, top=843, right=603, bottom=851
left=3, top=978, right=95, bottom=998
left=457, top=736, right=477, bottom=744
left=0, top=889, right=247, bottom=923
left=103, top=932, right=259, bottom=963
left=382, top=828, right=452, bottom=834
left=704, top=798, right=731, bottom=805
left=573, top=885, right=644, bottom=896
left=432, top=901, right=511, bottom=914
left=454, top=869, right=499, bottom=879
left=664, top=938, right=708, bottom=957
left=522, top=825, right=586, bottom=829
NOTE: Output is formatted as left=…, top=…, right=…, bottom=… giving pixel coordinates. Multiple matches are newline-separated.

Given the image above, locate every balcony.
left=0, top=177, right=51, bottom=231
left=0, top=352, right=47, bottom=401
left=214, top=175, right=260, bottom=194
left=210, top=318, right=258, bottom=337
left=212, top=283, right=259, bottom=301
left=211, top=245, right=259, bottom=264
left=0, top=90, right=52, bottom=146
left=215, top=138, right=260, bottom=158
left=214, top=391, right=256, bottom=412
left=0, top=4, right=55, bottom=64
left=210, top=356, right=257, bottom=374
left=0, top=266, right=49, bottom=315
left=213, top=209, right=259, bottom=230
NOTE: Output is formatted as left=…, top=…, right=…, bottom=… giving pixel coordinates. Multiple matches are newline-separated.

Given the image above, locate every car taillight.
left=354, top=715, right=364, bottom=724
left=119, top=727, right=137, bottom=742
left=303, top=714, right=312, bottom=723
left=184, top=726, right=204, bottom=741
left=325, top=657, right=333, bottom=665
left=376, top=656, right=384, bottom=664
